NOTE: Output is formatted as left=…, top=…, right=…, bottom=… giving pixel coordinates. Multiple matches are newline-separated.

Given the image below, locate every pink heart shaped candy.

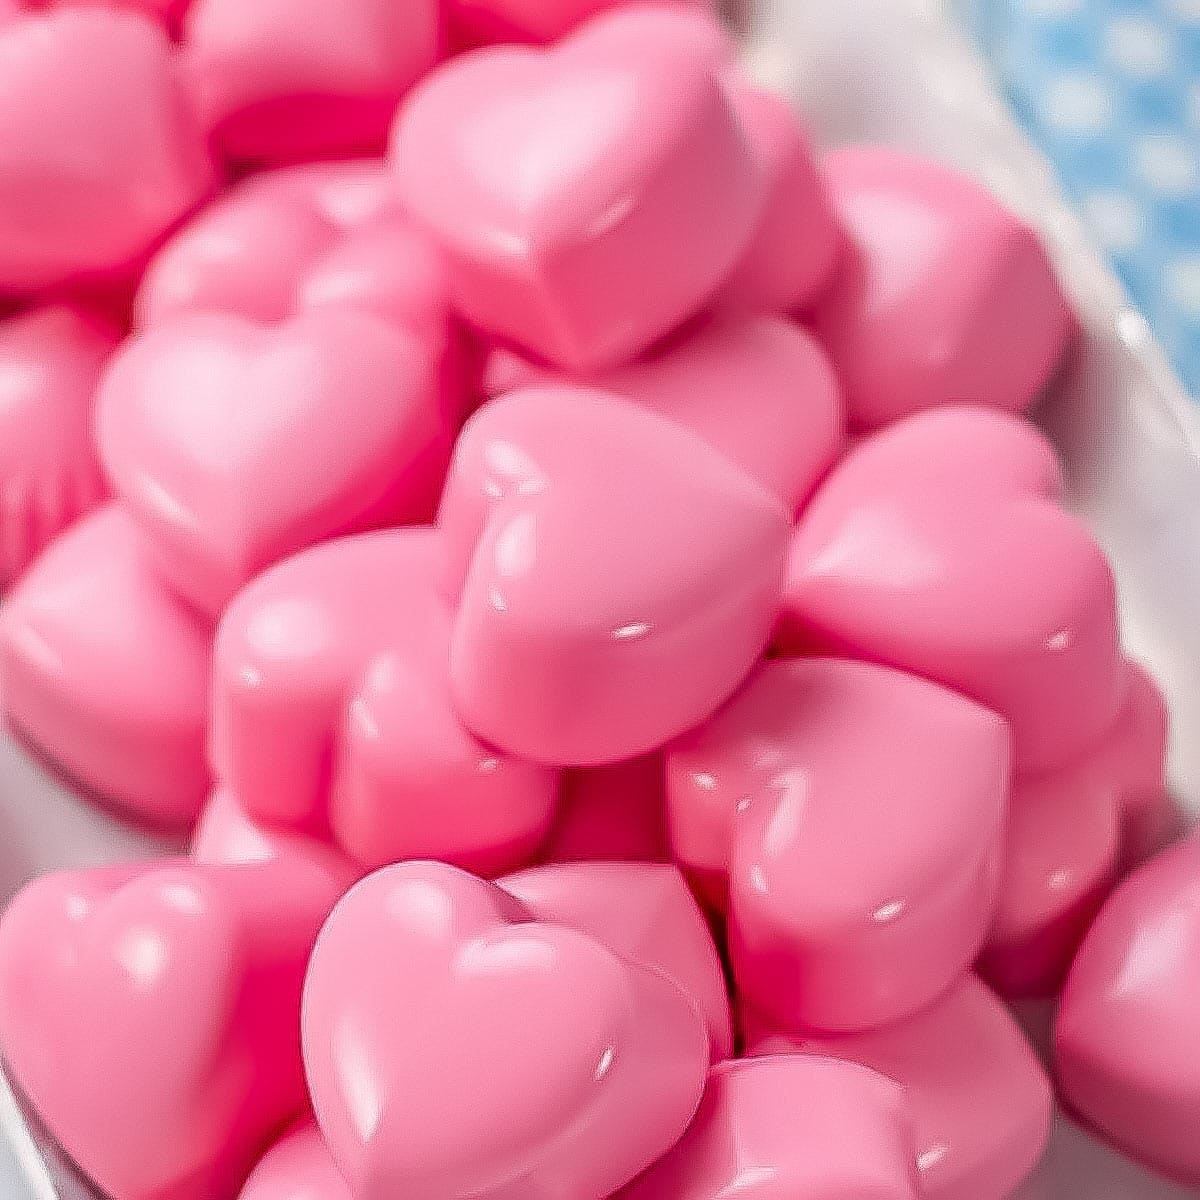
left=779, top=406, right=1122, bottom=772
left=239, top=1122, right=352, bottom=1200
left=302, top=861, right=709, bottom=1200
left=484, top=314, right=845, bottom=514
left=0, top=504, right=210, bottom=824
left=98, top=308, right=447, bottom=613
left=37, top=0, right=191, bottom=34
left=213, top=529, right=558, bottom=873
left=747, top=975, right=1053, bottom=1200
left=1056, top=835, right=1200, bottom=1187
left=667, top=657, right=1008, bottom=1032
left=439, top=388, right=790, bottom=765
left=718, top=84, right=841, bottom=315
left=619, top=1057, right=920, bottom=1200
left=0, top=9, right=213, bottom=292
left=542, top=756, right=670, bottom=864
left=0, top=853, right=351, bottom=1200
left=0, top=305, right=116, bottom=587
left=183, top=0, right=442, bottom=162
left=813, top=146, right=1073, bottom=430
left=392, top=5, right=760, bottom=371
left=500, top=860, right=733, bottom=1061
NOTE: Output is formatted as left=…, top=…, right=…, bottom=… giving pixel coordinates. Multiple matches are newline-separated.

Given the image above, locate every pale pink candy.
left=0, top=504, right=210, bottom=825
left=668, top=657, right=1009, bottom=1033
left=1056, top=835, right=1200, bottom=1187
left=813, top=146, right=1073, bottom=430
left=747, top=975, right=1053, bottom=1200
left=97, top=309, right=447, bottom=614
left=0, top=306, right=116, bottom=586
left=392, top=5, right=760, bottom=372
left=183, top=0, right=442, bottom=162
left=980, top=661, right=1171, bottom=997
left=779, top=406, right=1122, bottom=773
left=0, top=10, right=213, bottom=292
left=542, top=756, right=669, bottom=864
left=719, top=84, right=841, bottom=315
left=240, top=1122, right=352, bottom=1200
left=500, top=860, right=733, bottom=1061
left=449, top=0, right=716, bottom=46
left=483, top=315, right=844, bottom=514
left=256, top=159, right=399, bottom=231
left=212, top=529, right=558, bottom=873
left=619, top=1056, right=920, bottom=1200
left=439, top=388, right=790, bottom=766
left=0, top=852, right=352, bottom=1200
left=302, top=861, right=709, bottom=1200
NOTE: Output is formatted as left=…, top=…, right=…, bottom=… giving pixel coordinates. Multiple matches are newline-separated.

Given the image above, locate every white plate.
left=3, top=0, right=1200, bottom=1194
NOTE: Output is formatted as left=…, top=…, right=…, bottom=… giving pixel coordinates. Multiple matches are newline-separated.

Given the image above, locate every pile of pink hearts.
left=0, top=0, right=1193, bottom=1197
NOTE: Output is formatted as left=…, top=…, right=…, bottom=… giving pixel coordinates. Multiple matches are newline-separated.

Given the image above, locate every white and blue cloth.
left=968, top=0, right=1200, bottom=395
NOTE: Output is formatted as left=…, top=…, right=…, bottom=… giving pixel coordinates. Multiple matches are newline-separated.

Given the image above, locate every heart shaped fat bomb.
left=302, top=861, right=708, bottom=1200
left=0, top=305, right=116, bottom=587
left=392, top=5, right=760, bottom=371
left=813, top=146, right=1073, bottom=430
left=667, top=657, right=1009, bottom=1032
left=779, top=406, right=1122, bottom=773
left=747, top=975, right=1053, bottom=1200
left=0, top=853, right=352, bottom=1200
left=0, top=9, right=213, bottom=293
left=1056, top=835, right=1200, bottom=1188
left=618, top=1057, right=920, bottom=1200
left=98, top=308, right=447, bottom=614
left=183, top=0, right=443, bottom=162
left=439, top=388, right=790, bottom=766
left=212, top=528, right=558, bottom=874
left=0, top=504, right=211, bottom=824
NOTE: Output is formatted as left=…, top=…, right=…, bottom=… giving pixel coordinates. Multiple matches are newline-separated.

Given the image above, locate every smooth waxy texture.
left=303, top=862, right=709, bottom=1200
left=440, top=388, right=790, bottom=766
left=779, top=406, right=1122, bottom=773
left=0, top=505, right=210, bottom=824
left=393, top=5, right=760, bottom=371
left=239, top=1122, right=353, bottom=1200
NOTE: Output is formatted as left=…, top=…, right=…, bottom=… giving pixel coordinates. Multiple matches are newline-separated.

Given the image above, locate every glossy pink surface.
left=668, top=657, right=1007, bottom=1031
left=98, top=309, right=447, bottom=613
left=239, top=1122, right=352, bottom=1200
left=392, top=5, right=760, bottom=372
left=302, top=861, right=709, bottom=1199
left=0, top=9, right=212, bottom=292
left=719, top=84, right=841, bottom=315
left=780, top=406, right=1122, bottom=773
left=748, top=975, right=1053, bottom=1200
left=981, top=661, right=1170, bottom=997
left=484, top=315, right=844, bottom=514
left=0, top=306, right=115, bottom=586
left=1056, top=835, right=1200, bottom=1187
left=619, top=1056, right=920, bottom=1200
left=213, top=529, right=558, bottom=873
left=449, top=0, right=714, bottom=46
left=257, top=160, right=399, bottom=231
left=183, top=0, right=442, bottom=162
left=439, top=388, right=789, bottom=765
left=814, top=146, right=1073, bottom=430
left=33, top=0, right=191, bottom=34
left=500, top=860, right=732, bottom=1061
left=0, top=504, right=210, bottom=824
left=542, top=756, right=670, bottom=864
left=0, top=853, right=351, bottom=1200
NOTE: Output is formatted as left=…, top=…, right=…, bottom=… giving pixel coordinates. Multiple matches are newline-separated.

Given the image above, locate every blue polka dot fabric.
left=968, top=0, right=1200, bottom=396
